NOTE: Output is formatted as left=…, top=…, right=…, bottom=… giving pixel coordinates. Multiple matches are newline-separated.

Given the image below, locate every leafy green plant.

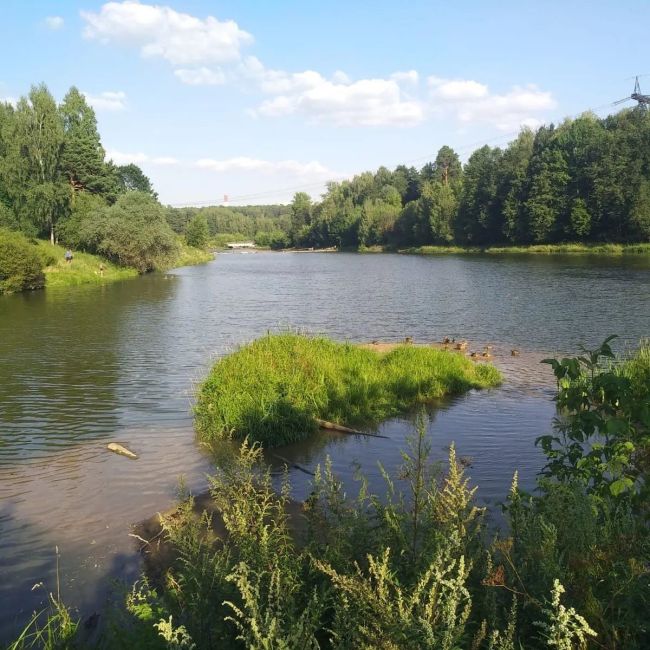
left=0, top=228, right=46, bottom=293
left=537, top=336, right=650, bottom=499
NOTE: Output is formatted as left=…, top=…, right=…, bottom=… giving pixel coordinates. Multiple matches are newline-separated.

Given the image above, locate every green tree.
left=524, top=136, right=569, bottom=243
left=629, top=179, right=650, bottom=240
left=290, top=191, right=312, bottom=244
left=456, top=145, right=502, bottom=244
left=495, top=129, right=534, bottom=243
left=1, top=84, right=69, bottom=242
left=59, top=87, right=111, bottom=195
left=185, top=213, right=209, bottom=248
left=569, top=197, right=592, bottom=238
left=77, top=192, right=178, bottom=272
left=113, top=163, right=157, bottom=197
left=424, top=181, right=457, bottom=244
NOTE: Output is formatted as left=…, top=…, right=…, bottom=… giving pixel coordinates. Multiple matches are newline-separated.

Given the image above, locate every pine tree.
left=60, top=87, right=111, bottom=195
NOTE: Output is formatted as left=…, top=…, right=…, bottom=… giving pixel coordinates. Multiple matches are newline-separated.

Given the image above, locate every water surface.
left=1, top=251, right=648, bottom=639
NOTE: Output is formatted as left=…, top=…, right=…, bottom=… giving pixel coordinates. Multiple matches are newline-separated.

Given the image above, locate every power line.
left=166, top=98, right=625, bottom=207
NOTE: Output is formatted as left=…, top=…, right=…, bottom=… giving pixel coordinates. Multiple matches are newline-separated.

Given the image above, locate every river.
left=1, top=251, right=649, bottom=640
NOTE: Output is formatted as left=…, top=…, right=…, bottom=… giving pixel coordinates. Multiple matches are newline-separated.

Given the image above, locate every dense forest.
left=168, top=107, right=650, bottom=251
left=288, top=108, right=650, bottom=249
left=3, top=84, right=650, bottom=266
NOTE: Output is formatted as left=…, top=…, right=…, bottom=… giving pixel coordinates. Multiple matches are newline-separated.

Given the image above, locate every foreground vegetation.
left=9, top=338, right=650, bottom=648
left=195, top=333, right=501, bottom=447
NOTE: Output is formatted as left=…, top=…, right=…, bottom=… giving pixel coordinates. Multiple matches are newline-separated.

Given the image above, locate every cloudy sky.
left=0, top=1, right=647, bottom=205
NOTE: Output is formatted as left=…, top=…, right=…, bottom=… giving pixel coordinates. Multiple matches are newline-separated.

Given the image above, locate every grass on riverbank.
left=195, top=333, right=501, bottom=447
left=38, top=240, right=212, bottom=289
left=38, top=241, right=138, bottom=288
left=168, top=240, right=214, bottom=268
left=403, top=242, right=650, bottom=256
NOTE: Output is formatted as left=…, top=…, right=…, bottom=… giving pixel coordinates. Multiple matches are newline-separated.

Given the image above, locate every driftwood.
left=272, top=454, right=316, bottom=476
left=315, top=419, right=388, bottom=439
left=107, top=442, right=138, bottom=459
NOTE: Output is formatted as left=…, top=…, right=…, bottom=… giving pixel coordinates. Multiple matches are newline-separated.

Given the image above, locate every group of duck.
left=438, top=337, right=520, bottom=359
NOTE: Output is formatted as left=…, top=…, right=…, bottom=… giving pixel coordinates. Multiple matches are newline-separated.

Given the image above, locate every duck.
left=455, top=340, right=468, bottom=351
left=404, top=336, right=413, bottom=344
left=482, top=346, right=492, bottom=358
left=511, top=349, right=520, bottom=357
left=442, top=336, right=451, bottom=344
left=470, top=351, right=479, bottom=358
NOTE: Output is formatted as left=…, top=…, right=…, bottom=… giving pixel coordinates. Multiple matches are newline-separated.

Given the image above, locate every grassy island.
left=195, top=333, right=501, bottom=447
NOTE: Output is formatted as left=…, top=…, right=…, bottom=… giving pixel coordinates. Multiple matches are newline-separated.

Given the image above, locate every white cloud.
left=83, top=90, right=127, bottom=112
left=152, top=156, right=179, bottom=165
left=106, top=150, right=180, bottom=165
left=391, top=70, right=419, bottom=85
left=79, top=3, right=556, bottom=131
left=81, top=1, right=252, bottom=66
left=196, top=156, right=333, bottom=176
left=243, top=59, right=424, bottom=127
left=45, top=16, right=65, bottom=30
left=429, top=77, right=488, bottom=100
left=174, top=67, right=225, bottom=86
left=428, top=77, right=557, bottom=131
left=106, top=150, right=148, bottom=165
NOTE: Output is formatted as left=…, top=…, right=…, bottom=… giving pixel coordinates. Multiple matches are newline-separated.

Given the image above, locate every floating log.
left=107, top=442, right=138, bottom=459
left=315, top=419, right=388, bottom=439
left=272, top=454, right=315, bottom=476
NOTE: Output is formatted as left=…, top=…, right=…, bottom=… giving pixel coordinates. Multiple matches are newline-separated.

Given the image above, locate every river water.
left=1, top=251, right=649, bottom=640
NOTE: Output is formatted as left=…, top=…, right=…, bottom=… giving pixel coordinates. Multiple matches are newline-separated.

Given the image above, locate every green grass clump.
left=404, top=243, right=650, bottom=256
left=168, top=239, right=214, bottom=268
left=37, top=241, right=138, bottom=288
left=618, top=340, right=650, bottom=401
left=195, top=333, right=501, bottom=447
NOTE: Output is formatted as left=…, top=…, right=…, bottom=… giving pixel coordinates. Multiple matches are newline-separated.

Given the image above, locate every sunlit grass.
left=37, top=241, right=137, bottom=288
left=195, top=333, right=502, bottom=447
left=168, top=239, right=214, bottom=268
left=404, top=243, right=650, bottom=255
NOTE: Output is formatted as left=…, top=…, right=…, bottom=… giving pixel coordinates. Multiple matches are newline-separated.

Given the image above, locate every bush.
left=195, top=333, right=501, bottom=447
left=184, top=214, right=209, bottom=249
left=77, top=192, right=179, bottom=272
left=0, top=228, right=46, bottom=293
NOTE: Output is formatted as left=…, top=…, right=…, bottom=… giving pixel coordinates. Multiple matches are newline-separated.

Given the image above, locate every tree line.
left=284, top=107, right=650, bottom=249
left=0, top=83, right=189, bottom=277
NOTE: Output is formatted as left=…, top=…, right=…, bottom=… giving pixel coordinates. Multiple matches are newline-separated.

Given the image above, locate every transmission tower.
left=613, top=75, right=650, bottom=110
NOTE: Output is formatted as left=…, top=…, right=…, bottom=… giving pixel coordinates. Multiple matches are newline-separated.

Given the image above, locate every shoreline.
left=400, top=242, right=650, bottom=256
left=39, top=240, right=214, bottom=291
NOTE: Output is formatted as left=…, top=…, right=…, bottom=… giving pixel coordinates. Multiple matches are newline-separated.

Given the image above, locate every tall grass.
left=404, top=243, right=650, bottom=256
left=167, top=240, right=214, bottom=269
left=195, top=333, right=501, bottom=447
left=37, top=241, right=137, bottom=288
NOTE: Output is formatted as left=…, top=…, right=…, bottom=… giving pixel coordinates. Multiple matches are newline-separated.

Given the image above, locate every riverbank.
left=38, top=240, right=213, bottom=289
left=402, top=242, right=650, bottom=255
left=195, top=332, right=502, bottom=447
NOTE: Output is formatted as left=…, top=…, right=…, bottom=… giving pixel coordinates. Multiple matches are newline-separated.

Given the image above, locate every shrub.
left=0, top=228, right=46, bottom=293
left=184, top=214, right=209, bottom=249
left=77, top=192, right=179, bottom=272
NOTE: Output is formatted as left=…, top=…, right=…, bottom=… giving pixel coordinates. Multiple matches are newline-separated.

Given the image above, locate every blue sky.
left=1, top=0, right=648, bottom=205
